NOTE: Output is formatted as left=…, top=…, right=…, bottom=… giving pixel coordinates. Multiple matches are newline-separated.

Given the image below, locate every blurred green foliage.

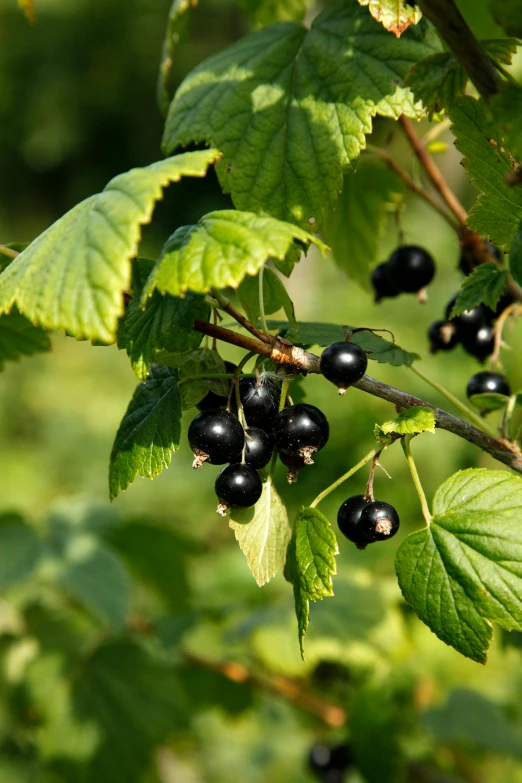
left=2, top=0, right=522, bottom=781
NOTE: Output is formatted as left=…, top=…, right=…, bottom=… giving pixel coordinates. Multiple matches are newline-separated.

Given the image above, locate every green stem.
left=178, top=372, right=255, bottom=386
left=310, top=448, right=380, bottom=509
left=0, top=245, right=19, bottom=259
left=259, top=266, right=269, bottom=336
left=410, top=364, right=498, bottom=438
left=269, top=376, right=293, bottom=476
left=402, top=436, right=432, bottom=526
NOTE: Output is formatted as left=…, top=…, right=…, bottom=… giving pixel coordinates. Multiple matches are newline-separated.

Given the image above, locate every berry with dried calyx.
left=466, top=371, right=511, bottom=399
left=371, top=262, right=400, bottom=303
left=215, top=463, right=263, bottom=515
left=461, top=324, right=495, bottom=361
left=279, top=451, right=307, bottom=483
left=320, top=342, right=368, bottom=393
left=445, top=295, right=492, bottom=339
left=358, top=500, right=400, bottom=544
left=273, top=403, right=329, bottom=465
left=197, top=361, right=238, bottom=411
left=188, top=409, right=244, bottom=468
left=427, top=320, right=459, bottom=353
left=387, top=245, right=435, bottom=294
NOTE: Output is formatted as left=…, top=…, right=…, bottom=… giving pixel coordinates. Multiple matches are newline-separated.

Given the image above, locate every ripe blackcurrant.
left=320, top=342, right=368, bottom=393
left=239, top=376, right=280, bottom=430
left=231, top=427, right=273, bottom=470
left=279, top=451, right=307, bottom=483
left=337, top=494, right=370, bottom=544
left=445, top=295, right=492, bottom=338
left=308, top=743, right=352, bottom=781
left=458, top=241, right=501, bottom=276
left=273, top=403, right=329, bottom=464
left=196, top=361, right=237, bottom=411
left=358, top=501, right=400, bottom=543
left=466, top=371, right=511, bottom=399
left=491, top=290, right=515, bottom=319
left=215, top=463, right=263, bottom=514
left=427, top=320, right=459, bottom=353
left=387, top=245, right=435, bottom=293
left=188, top=409, right=244, bottom=468
left=371, top=262, right=400, bottom=303
left=461, top=325, right=495, bottom=360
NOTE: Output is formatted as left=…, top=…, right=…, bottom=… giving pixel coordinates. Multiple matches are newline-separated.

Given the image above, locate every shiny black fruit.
left=273, top=403, right=329, bottom=464
left=215, top=464, right=262, bottom=514
left=337, top=495, right=370, bottom=544
left=232, top=427, right=273, bottom=470
left=320, top=342, right=368, bottom=392
left=239, top=376, right=280, bottom=430
left=371, top=262, right=400, bottom=303
left=358, top=501, right=400, bottom=544
left=466, top=371, right=511, bottom=399
left=188, top=410, right=244, bottom=468
left=387, top=245, right=435, bottom=293
left=427, top=320, right=459, bottom=353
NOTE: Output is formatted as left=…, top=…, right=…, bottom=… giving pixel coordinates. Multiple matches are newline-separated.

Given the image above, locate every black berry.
left=358, top=501, right=400, bottom=543
left=337, top=494, right=370, bottom=544
left=387, top=245, right=435, bottom=293
left=239, top=376, right=280, bottom=430
left=320, top=342, right=368, bottom=393
left=445, top=295, right=492, bottom=339
left=197, top=361, right=237, bottom=411
left=215, top=463, right=263, bottom=514
left=279, top=451, right=307, bottom=483
left=231, top=427, right=273, bottom=470
left=458, top=241, right=501, bottom=276
left=188, top=409, right=244, bottom=468
left=427, top=320, right=459, bottom=353
left=466, top=371, right=511, bottom=399
left=273, top=403, right=329, bottom=465
left=491, top=289, right=515, bottom=319
left=308, top=743, right=352, bottom=781
left=371, top=262, right=400, bottom=303
left=461, top=325, right=495, bottom=360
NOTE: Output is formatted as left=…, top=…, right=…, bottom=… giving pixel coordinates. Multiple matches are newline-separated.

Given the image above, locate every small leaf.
left=406, top=52, right=467, bottom=116
left=229, top=478, right=291, bottom=586
left=119, top=291, right=209, bottom=381
left=489, top=81, right=522, bottom=161
left=0, top=309, right=51, bottom=370
left=285, top=507, right=338, bottom=656
left=109, top=365, right=182, bottom=499
left=469, top=392, right=509, bottom=412
left=449, top=96, right=522, bottom=246
left=396, top=468, right=522, bottom=663
left=267, top=320, right=419, bottom=367
left=237, top=268, right=297, bottom=329
left=357, top=0, right=422, bottom=36
left=0, top=150, right=220, bottom=344
left=450, top=263, right=508, bottom=317
left=509, top=220, right=522, bottom=288
left=483, top=38, right=521, bottom=65
left=142, top=210, right=325, bottom=301
left=380, top=405, right=435, bottom=435
left=157, top=347, right=228, bottom=410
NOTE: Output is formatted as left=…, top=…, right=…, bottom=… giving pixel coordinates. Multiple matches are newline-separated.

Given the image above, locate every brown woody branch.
left=193, top=319, right=522, bottom=475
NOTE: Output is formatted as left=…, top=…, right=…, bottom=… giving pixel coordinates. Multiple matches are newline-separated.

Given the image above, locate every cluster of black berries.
left=188, top=373, right=330, bottom=513
left=337, top=494, right=400, bottom=549
left=427, top=289, right=514, bottom=360
left=308, top=743, right=353, bottom=783
left=371, top=245, right=435, bottom=303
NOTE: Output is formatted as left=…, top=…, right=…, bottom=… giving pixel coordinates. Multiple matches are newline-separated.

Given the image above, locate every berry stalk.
left=401, top=436, right=432, bottom=526
left=310, top=448, right=380, bottom=509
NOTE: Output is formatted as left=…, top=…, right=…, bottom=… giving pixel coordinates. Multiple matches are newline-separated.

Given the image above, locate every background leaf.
left=229, top=478, right=291, bottom=587
left=0, top=150, right=220, bottom=343
left=0, top=517, right=43, bottom=589
left=157, top=347, right=228, bottom=410
left=239, top=0, right=312, bottom=26
left=0, top=310, right=51, bottom=370
left=237, top=267, right=297, bottom=329
left=510, top=220, right=522, bottom=287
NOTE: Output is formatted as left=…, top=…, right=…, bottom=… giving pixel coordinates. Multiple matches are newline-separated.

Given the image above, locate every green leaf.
left=163, top=3, right=438, bottom=230
left=483, top=38, right=521, bottom=65
left=469, top=392, right=509, bottom=412
left=157, top=0, right=195, bottom=116
left=267, top=320, right=419, bottom=367
left=396, top=468, right=522, bottom=663
left=0, top=520, right=43, bottom=589
left=157, top=347, right=228, bottom=410
left=406, top=52, right=467, bottom=116
left=237, top=267, right=297, bottom=329
left=0, top=310, right=51, bottom=370
left=380, top=405, right=435, bottom=435
left=0, top=150, right=220, bottom=344
left=272, top=243, right=302, bottom=277
left=449, top=96, right=522, bottom=245
left=0, top=242, right=27, bottom=272
left=510, top=220, right=522, bottom=287
left=490, top=81, right=522, bottom=163
left=285, top=506, right=338, bottom=656
left=143, top=210, right=324, bottom=301
left=109, top=365, right=182, bottom=499
left=118, top=291, right=209, bottom=381
left=239, top=0, right=312, bottom=26
left=450, top=263, right=508, bottom=316
left=490, top=0, right=522, bottom=36
left=229, top=477, right=291, bottom=586
left=358, top=0, right=422, bottom=36
left=323, top=160, right=404, bottom=288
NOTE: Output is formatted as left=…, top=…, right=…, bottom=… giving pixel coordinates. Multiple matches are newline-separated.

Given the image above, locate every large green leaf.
left=0, top=310, right=51, bottom=371
left=267, top=320, right=419, bottom=366
left=158, top=347, right=228, bottom=409
left=109, top=365, right=182, bottom=499
left=0, top=150, right=220, bottom=344
left=237, top=267, right=297, bottom=328
left=490, top=0, right=522, bottom=36
left=285, top=506, right=338, bottom=656
left=118, top=291, right=209, bottom=381
left=163, top=3, right=438, bottom=229
left=0, top=518, right=43, bottom=589
left=396, top=469, right=522, bottom=663
left=323, top=160, right=404, bottom=288
left=142, top=210, right=324, bottom=301
left=490, top=81, right=522, bottom=162
left=229, top=477, right=291, bottom=586
left=451, top=263, right=508, bottom=316
left=449, top=96, right=522, bottom=246
left=358, top=0, right=422, bottom=36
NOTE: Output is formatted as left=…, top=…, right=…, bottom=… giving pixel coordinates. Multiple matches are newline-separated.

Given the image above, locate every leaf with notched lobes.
left=163, top=2, right=438, bottom=230
left=451, top=263, right=508, bottom=317
left=142, top=210, right=325, bottom=301
left=158, top=347, right=228, bottom=410
left=358, top=0, right=422, bottom=37
left=380, top=406, right=435, bottom=435
left=229, top=478, right=291, bottom=586
left=109, top=365, right=182, bottom=499
left=396, top=468, right=522, bottom=663
left=0, top=150, right=220, bottom=344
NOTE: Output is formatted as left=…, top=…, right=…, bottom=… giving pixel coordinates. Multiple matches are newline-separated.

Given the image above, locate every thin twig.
left=192, top=319, right=522, bottom=474
left=211, top=288, right=272, bottom=345
left=0, top=245, right=19, bottom=259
